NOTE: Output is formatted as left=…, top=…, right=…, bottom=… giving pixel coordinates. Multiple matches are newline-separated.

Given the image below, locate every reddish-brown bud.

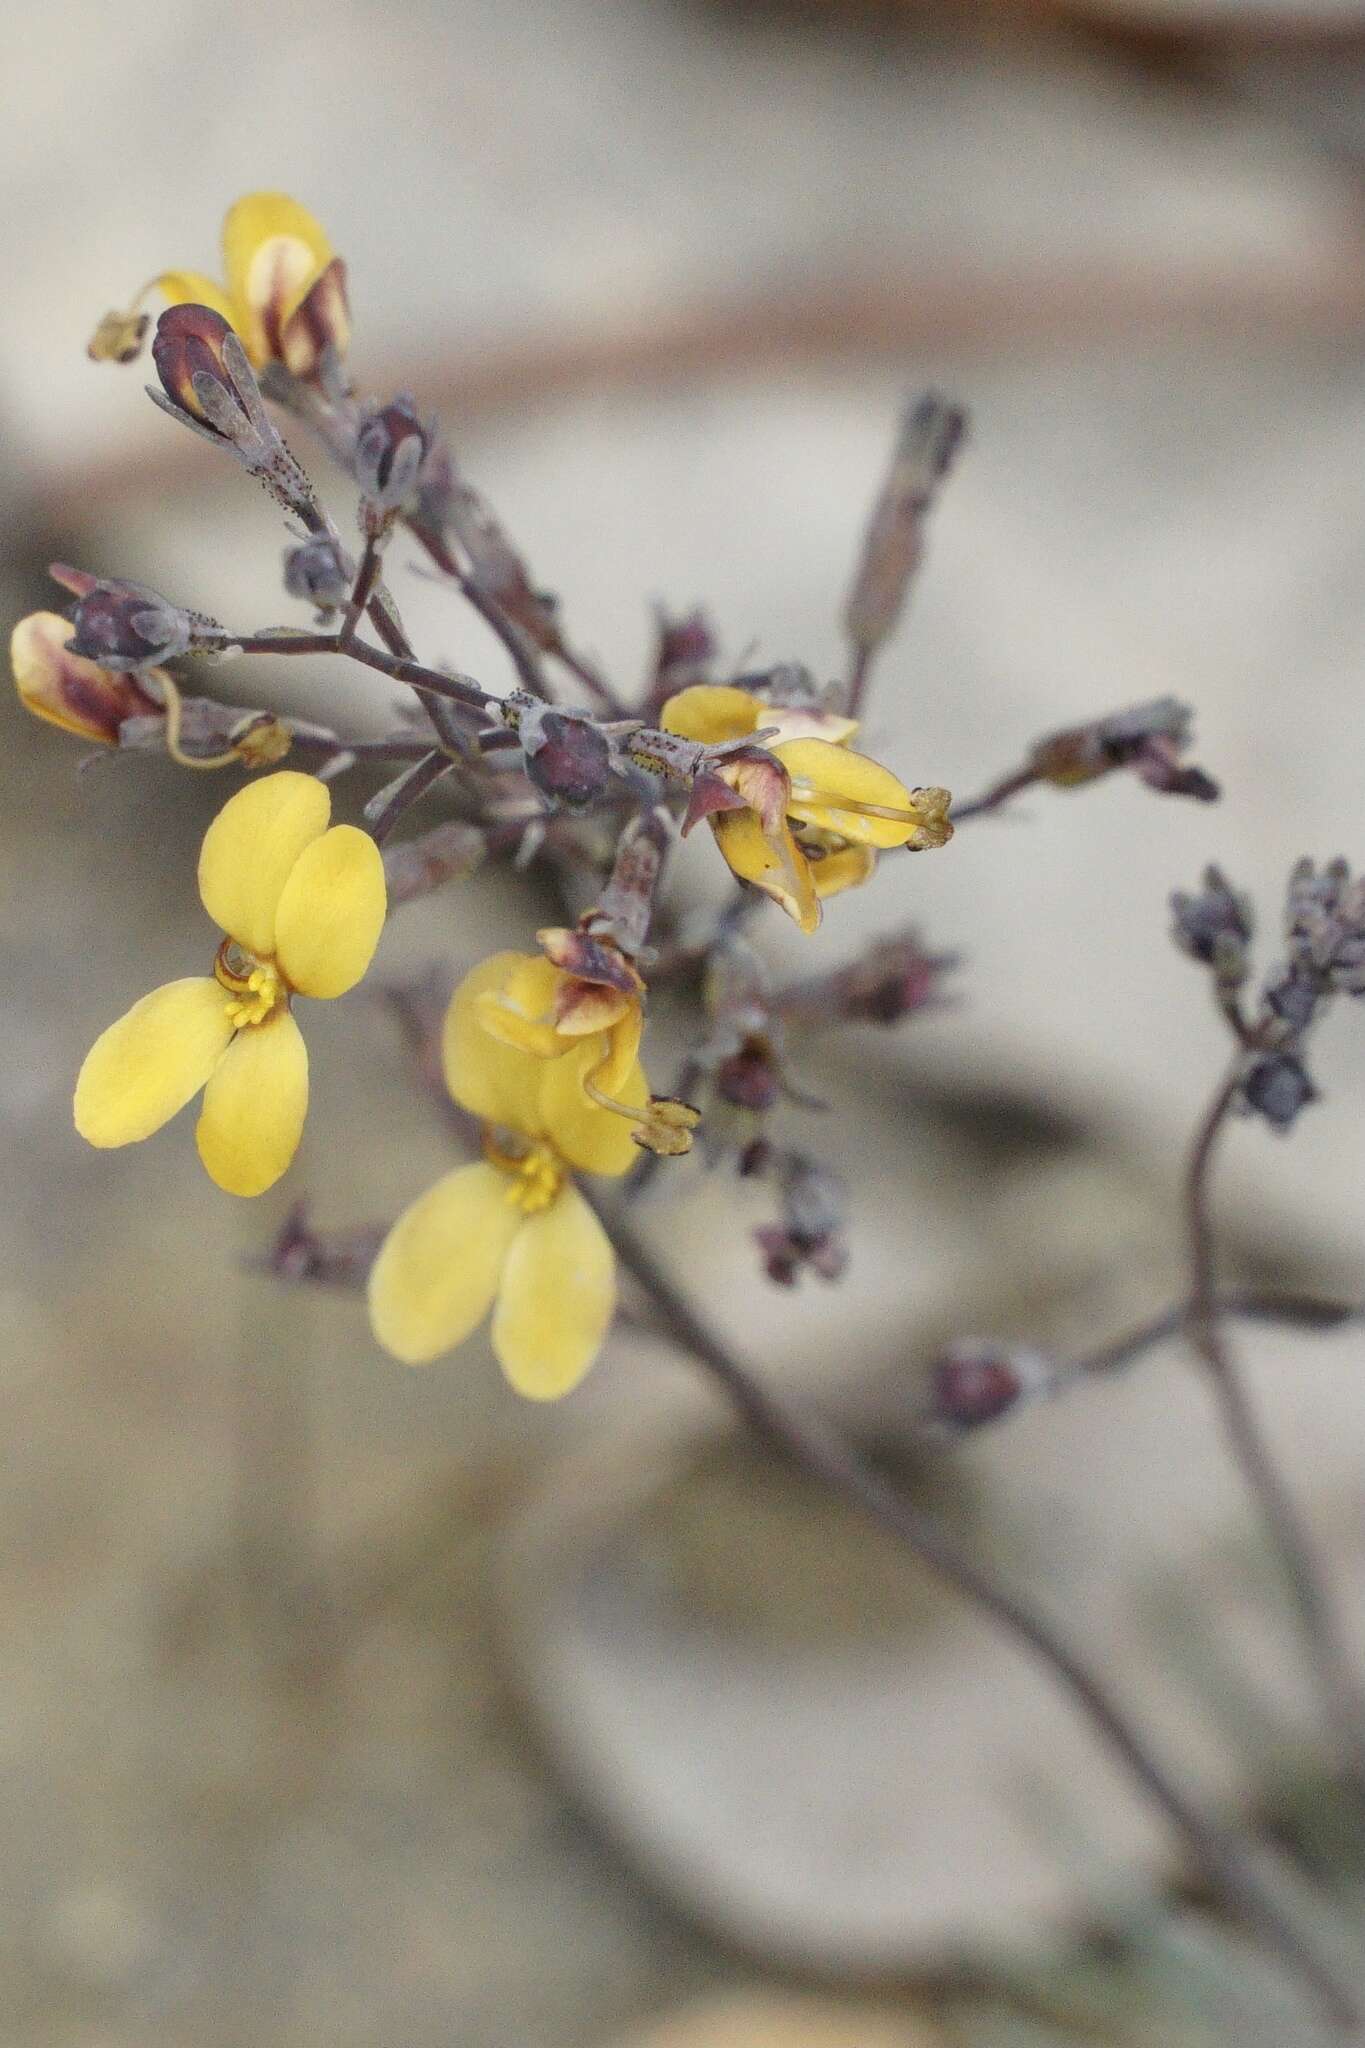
left=355, top=396, right=431, bottom=516
left=49, top=564, right=214, bottom=672
left=151, top=303, right=247, bottom=434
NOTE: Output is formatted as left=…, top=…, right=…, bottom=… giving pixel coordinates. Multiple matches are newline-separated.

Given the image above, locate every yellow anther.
left=484, top=1135, right=565, bottom=1214
left=214, top=941, right=286, bottom=1027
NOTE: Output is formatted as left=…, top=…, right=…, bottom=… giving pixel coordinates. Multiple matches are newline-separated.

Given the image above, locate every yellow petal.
left=194, top=1008, right=308, bottom=1196
left=811, top=842, right=877, bottom=900
left=539, top=1037, right=648, bottom=1176
left=197, top=770, right=331, bottom=957
left=11, top=612, right=157, bottom=744
left=711, top=808, right=820, bottom=935
left=367, top=1162, right=520, bottom=1366
left=660, top=685, right=760, bottom=746
left=776, top=739, right=921, bottom=849
left=75, top=977, right=234, bottom=1148
left=273, top=823, right=386, bottom=999
left=492, top=1181, right=615, bottom=1400
left=155, top=269, right=238, bottom=328
left=221, top=192, right=332, bottom=366
left=763, top=705, right=860, bottom=746
left=442, top=954, right=554, bottom=1134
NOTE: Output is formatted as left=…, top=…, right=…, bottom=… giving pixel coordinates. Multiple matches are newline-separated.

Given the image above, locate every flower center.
left=214, top=939, right=287, bottom=1028
left=484, top=1133, right=565, bottom=1214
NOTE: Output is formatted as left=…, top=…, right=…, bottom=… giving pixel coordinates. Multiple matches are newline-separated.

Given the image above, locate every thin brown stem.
left=230, top=630, right=493, bottom=718
left=339, top=537, right=384, bottom=647
left=406, top=518, right=556, bottom=700
left=949, top=766, right=1040, bottom=822
left=1185, top=1059, right=1365, bottom=1799
left=596, top=1200, right=1360, bottom=2034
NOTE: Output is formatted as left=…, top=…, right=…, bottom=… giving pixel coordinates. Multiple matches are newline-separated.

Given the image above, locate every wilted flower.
left=1030, top=697, right=1218, bottom=802
left=11, top=612, right=163, bottom=744
left=74, top=773, right=386, bottom=1195
left=663, top=685, right=951, bottom=933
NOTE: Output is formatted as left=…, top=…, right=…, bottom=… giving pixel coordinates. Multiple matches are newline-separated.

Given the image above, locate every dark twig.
left=595, top=1199, right=1361, bottom=2035
left=1186, top=1059, right=1365, bottom=1800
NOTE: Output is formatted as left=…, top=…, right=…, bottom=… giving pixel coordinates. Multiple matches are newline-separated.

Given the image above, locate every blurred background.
left=7, top=1, right=1365, bottom=2042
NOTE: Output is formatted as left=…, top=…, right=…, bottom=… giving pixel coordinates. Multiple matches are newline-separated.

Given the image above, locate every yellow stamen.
left=214, top=940, right=286, bottom=1027
left=484, top=1133, right=565, bottom=1213
left=582, top=1060, right=700, bottom=1157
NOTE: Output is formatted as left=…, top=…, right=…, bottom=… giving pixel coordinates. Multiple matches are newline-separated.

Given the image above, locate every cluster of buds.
left=1028, top=697, right=1218, bottom=803
left=1173, top=858, right=1365, bottom=1131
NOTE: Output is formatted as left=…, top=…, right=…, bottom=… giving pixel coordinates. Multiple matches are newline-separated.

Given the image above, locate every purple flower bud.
left=283, top=534, right=356, bottom=613
left=354, top=396, right=430, bottom=515
left=928, top=1344, right=1026, bottom=1430
left=1171, top=866, right=1253, bottom=976
left=1242, top=1052, right=1317, bottom=1131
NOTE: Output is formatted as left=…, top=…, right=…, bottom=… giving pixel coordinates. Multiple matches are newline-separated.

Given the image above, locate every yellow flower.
left=367, top=953, right=652, bottom=1397
left=90, top=193, right=349, bottom=377
left=661, top=686, right=952, bottom=934
left=74, top=772, right=386, bottom=1196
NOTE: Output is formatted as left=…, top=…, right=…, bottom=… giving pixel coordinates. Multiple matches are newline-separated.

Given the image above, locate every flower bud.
left=1242, top=1051, right=1317, bottom=1131
left=1171, top=865, right=1253, bottom=981
left=716, top=1038, right=781, bottom=1113
left=48, top=564, right=210, bottom=672
left=282, top=533, right=356, bottom=614
left=927, top=1343, right=1032, bottom=1430
left=845, top=392, right=966, bottom=660
left=151, top=303, right=252, bottom=435
left=515, top=700, right=614, bottom=811
left=354, top=396, right=430, bottom=517
left=11, top=612, right=161, bottom=745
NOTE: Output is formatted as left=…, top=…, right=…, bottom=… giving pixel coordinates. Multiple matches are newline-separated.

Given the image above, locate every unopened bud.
left=1171, top=865, right=1253, bottom=984
left=49, top=564, right=214, bottom=672
left=151, top=303, right=252, bottom=435
left=354, top=396, right=430, bottom=518
left=515, top=700, right=614, bottom=810
left=283, top=533, right=356, bottom=613
left=927, top=1341, right=1045, bottom=1431
left=11, top=612, right=162, bottom=745
left=845, top=392, right=966, bottom=659
left=715, top=1040, right=781, bottom=1113
left=1031, top=697, right=1218, bottom=803
left=1242, top=1052, right=1317, bottom=1131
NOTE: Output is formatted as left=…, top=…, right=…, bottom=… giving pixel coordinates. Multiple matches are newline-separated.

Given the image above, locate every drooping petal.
left=75, top=977, right=234, bottom=1148
left=197, top=771, right=331, bottom=957
left=711, top=807, right=820, bottom=935
left=538, top=1037, right=648, bottom=1176
left=154, top=270, right=239, bottom=329
left=273, top=823, right=386, bottom=999
left=776, top=739, right=922, bottom=849
left=660, top=684, right=761, bottom=746
left=442, top=954, right=555, bottom=1134
left=810, top=842, right=877, bottom=901
left=367, top=1162, right=520, bottom=1366
left=221, top=192, right=332, bottom=366
left=195, top=1009, right=308, bottom=1196
left=279, top=257, right=350, bottom=376
left=491, top=1182, right=615, bottom=1400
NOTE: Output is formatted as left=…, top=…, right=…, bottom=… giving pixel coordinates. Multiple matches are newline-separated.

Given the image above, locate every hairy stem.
left=1186, top=1061, right=1365, bottom=1799
left=597, top=1201, right=1360, bottom=2033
